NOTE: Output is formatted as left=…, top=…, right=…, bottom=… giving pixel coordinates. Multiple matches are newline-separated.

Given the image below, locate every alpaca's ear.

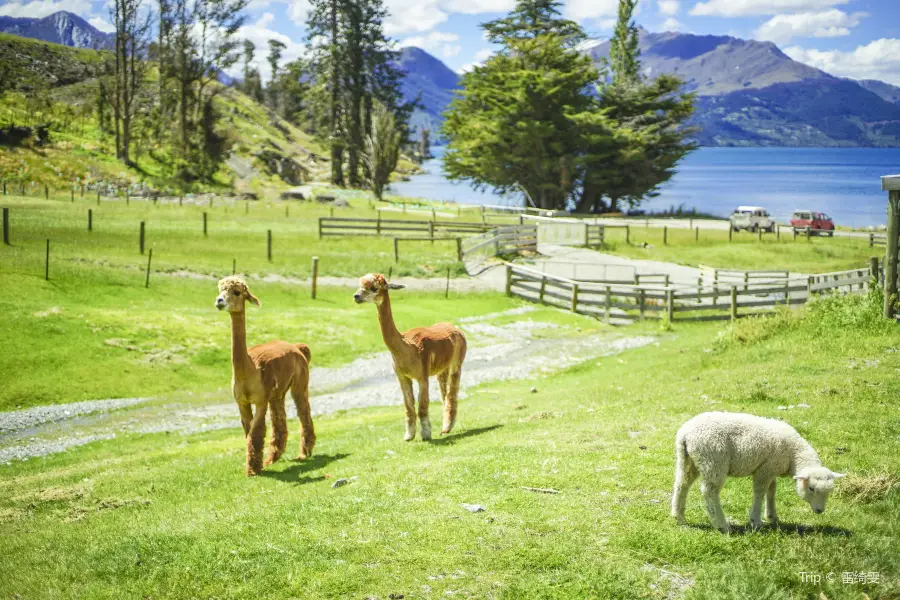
left=247, top=293, right=261, bottom=307
left=792, top=473, right=808, bottom=482
left=388, top=283, right=405, bottom=290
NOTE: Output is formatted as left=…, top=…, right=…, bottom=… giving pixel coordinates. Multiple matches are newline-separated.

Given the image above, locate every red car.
left=790, top=210, right=834, bottom=236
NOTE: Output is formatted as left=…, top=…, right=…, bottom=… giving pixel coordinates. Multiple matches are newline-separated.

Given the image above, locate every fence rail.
left=506, top=263, right=877, bottom=324
left=461, top=225, right=537, bottom=264
left=318, top=216, right=494, bottom=238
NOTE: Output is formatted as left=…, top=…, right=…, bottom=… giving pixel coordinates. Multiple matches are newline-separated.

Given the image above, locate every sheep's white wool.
left=671, top=412, right=844, bottom=533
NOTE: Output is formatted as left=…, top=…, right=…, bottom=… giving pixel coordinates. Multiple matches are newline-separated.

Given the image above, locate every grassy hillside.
left=0, top=34, right=419, bottom=194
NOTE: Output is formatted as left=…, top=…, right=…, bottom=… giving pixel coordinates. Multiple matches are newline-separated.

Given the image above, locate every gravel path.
left=0, top=308, right=654, bottom=463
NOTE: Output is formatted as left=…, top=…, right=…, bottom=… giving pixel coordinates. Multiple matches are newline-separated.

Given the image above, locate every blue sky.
left=1, top=0, right=899, bottom=83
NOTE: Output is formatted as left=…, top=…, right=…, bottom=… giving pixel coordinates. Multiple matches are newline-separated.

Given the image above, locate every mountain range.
left=3, top=11, right=900, bottom=147
left=0, top=11, right=112, bottom=49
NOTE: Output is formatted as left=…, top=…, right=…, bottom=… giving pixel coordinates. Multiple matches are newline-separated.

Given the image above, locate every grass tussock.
left=836, top=472, right=900, bottom=505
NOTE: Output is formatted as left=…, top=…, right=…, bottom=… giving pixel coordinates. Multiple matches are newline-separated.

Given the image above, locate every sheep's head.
left=794, top=467, right=845, bottom=514
left=353, top=273, right=404, bottom=306
left=216, top=276, right=260, bottom=313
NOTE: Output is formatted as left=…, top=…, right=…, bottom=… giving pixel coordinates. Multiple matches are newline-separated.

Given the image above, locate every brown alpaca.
left=354, top=273, right=467, bottom=441
left=216, top=277, right=315, bottom=475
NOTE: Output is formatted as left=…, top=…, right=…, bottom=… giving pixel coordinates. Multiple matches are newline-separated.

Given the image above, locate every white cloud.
left=785, top=38, right=900, bottom=85
left=662, top=17, right=684, bottom=30
left=658, top=0, right=679, bottom=16
left=458, top=47, right=493, bottom=73
left=564, top=0, right=620, bottom=21
left=442, top=44, right=462, bottom=57
left=690, top=0, right=847, bottom=18
left=0, top=0, right=92, bottom=18
left=285, top=0, right=311, bottom=26
left=754, top=9, right=865, bottom=45
left=399, top=31, right=464, bottom=58
left=441, top=0, right=516, bottom=14
left=384, top=0, right=448, bottom=35
left=88, top=15, right=114, bottom=32
left=233, top=12, right=306, bottom=83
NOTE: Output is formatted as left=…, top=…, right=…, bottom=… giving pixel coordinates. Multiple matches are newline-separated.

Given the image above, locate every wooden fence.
left=461, top=225, right=537, bottom=263
left=505, top=263, right=876, bottom=324
left=318, top=216, right=494, bottom=238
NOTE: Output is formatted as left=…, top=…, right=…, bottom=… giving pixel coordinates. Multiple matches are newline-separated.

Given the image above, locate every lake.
left=387, top=147, right=900, bottom=228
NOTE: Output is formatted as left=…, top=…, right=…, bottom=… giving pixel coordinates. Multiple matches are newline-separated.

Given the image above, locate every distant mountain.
left=856, top=79, right=900, bottom=105
left=399, top=31, right=900, bottom=147
left=0, top=11, right=113, bottom=49
left=397, top=47, right=459, bottom=139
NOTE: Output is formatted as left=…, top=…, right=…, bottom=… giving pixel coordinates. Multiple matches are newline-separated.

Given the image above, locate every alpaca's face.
left=794, top=467, right=845, bottom=514
left=354, top=273, right=404, bottom=306
left=216, top=276, right=260, bottom=313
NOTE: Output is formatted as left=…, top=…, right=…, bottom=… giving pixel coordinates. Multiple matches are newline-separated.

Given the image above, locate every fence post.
left=145, top=249, right=153, bottom=288
left=126, top=191, right=129, bottom=206
left=45, top=185, right=49, bottom=200
left=318, top=217, right=323, bottom=239
left=2, top=208, right=8, bottom=245
left=884, top=178, right=900, bottom=317
left=695, top=226, right=699, bottom=242
left=505, top=265, right=512, bottom=295
left=605, top=285, right=612, bottom=324
left=663, top=226, right=668, bottom=245
left=233, top=258, right=236, bottom=275
left=71, top=188, right=74, bottom=202
left=758, top=227, right=762, bottom=242
left=429, top=220, right=434, bottom=241
left=639, top=289, right=646, bottom=321
left=539, top=276, right=546, bottom=302
left=667, top=289, right=674, bottom=322
left=311, top=256, right=319, bottom=299
left=97, top=191, right=101, bottom=205
left=625, top=225, right=630, bottom=245
left=445, top=267, right=451, bottom=299
left=377, top=212, right=382, bottom=236
left=88, top=209, right=92, bottom=231
left=697, top=276, right=702, bottom=304
left=728, top=226, right=732, bottom=242
left=870, top=256, right=880, bottom=283
left=793, top=227, right=798, bottom=241
left=776, top=225, right=780, bottom=241
left=394, top=238, right=399, bottom=262
left=743, top=272, right=749, bottom=293
left=584, top=223, right=589, bottom=246
left=45, top=239, right=50, bottom=280
left=139, top=221, right=145, bottom=255
left=869, top=233, right=874, bottom=248
left=570, top=283, right=579, bottom=313
left=807, top=276, right=813, bottom=297
left=267, top=230, right=272, bottom=262
left=807, top=228, right=811, bottom=243
left=1, top=181, right=5, bottom=195
left=456, top=237, right=463, bottom=262
left=689, top=217, right=693, bottom=229
left=730, top=286, right=737, bottom=321
left=81, top=184, right=84, bottom=198
left=203, top=212, right=208, bottom=237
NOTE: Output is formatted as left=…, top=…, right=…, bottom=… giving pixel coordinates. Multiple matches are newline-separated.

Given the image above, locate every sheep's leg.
left=749, top=476, right=770, bottom=529
left=246, top=402, right=268, bottom=476
left=765, top=479, right=778, bottom=523
left=671, top=459, right=698, bottom=524
left=291, top=371, right=315, bottom=460
left=237, top=403, right=253, bottom=436
left=397, top=374, right=416, bottom=441
left=441, top=367, right=462, bottom=435
left=700, top=478, right=730, bottom=533
left=264, top=394, right=288, bottom=467
left=417, top=372, right=432, bottom=441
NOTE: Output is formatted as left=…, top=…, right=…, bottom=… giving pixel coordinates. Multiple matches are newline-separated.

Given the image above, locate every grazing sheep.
left=671, top=412, right=844, bottom=533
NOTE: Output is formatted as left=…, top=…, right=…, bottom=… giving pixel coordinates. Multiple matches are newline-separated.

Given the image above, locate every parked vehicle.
left=730, top=206, right=775, bottom=232
left=790, top=210, right=835, bottom=236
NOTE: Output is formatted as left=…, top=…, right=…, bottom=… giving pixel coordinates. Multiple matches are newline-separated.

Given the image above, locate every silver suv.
left=730, top=206, right=775, bottom=233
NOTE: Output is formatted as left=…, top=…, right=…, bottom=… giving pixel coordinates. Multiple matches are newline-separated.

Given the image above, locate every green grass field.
left=1, top=290, right=898, bottom=599
left=601, top=225, right=877, bottom=273
left=1, top=197, right=898, bottom=599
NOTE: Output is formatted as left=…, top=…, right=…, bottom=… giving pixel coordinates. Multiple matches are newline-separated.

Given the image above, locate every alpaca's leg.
left=441, top=368, right=462, bottom=435
left=264, top=395, right=288, bottom=466
left=700, top=476, right=729, bottom=533
left=238, top=403, right=252, bottom=436
left=246, top=402, right=268, bottom=476
left=291, top=373, right=315, bottom=460
left=765, top=479, right=778, bottom=523
left=417, top=374, right=432, bottom=441
left=437, top=371, right=449, bottom=404
left=749, top=476, right=771, bottom=529
left=671, top=458, right=698, bottom=524
left=398, top=374, right=416, bottom=441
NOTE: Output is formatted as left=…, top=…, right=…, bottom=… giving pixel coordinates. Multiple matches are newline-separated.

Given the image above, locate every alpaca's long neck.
left=376, top=294, right=407, bottom=355
left=229, top=311, right=255, bottom=377
left=789, top=437, right=822, bottom=475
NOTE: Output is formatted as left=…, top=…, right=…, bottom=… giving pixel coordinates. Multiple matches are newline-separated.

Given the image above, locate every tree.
left=364, top=101, right=401, bottom=200
left=418, top=127, right=431, bottom=161
left=307, top=0, right=345, bottom=185
left=110, top=0, right=151, bottom=166
left=607, top=0, right=640, bottom=85
left=266, top=38, right=286, bottom=111
left=241, top=40, right=263, bottom=101
left=443, top=0, right=598, bottom=210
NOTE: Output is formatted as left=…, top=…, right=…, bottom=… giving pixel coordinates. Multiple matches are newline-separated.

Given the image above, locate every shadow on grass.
left=259, top=453, right=350, bottom=484
left=430, top=424, right=503, bottom=446
left=686, top=521, right=852, bottom=537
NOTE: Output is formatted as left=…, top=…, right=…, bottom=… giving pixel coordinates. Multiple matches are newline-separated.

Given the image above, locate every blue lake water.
left=388, top=146, right=900, bottom=227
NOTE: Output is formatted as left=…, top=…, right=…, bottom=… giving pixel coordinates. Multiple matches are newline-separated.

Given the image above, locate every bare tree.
left=110, top=0, right=152, bottom=166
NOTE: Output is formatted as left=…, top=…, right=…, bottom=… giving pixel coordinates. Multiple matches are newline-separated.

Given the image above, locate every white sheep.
left=671, top=411, right=844, bottom=533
